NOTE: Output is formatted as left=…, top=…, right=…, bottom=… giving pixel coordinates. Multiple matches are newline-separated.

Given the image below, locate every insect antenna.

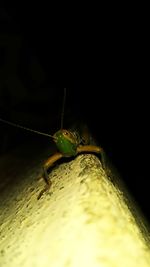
left=60, top=88, right=66, bottom=129
left=0, top=118, right=56, bottom=140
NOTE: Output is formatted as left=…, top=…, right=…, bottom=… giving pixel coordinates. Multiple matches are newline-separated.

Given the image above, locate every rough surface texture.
left=0, top=144, right=150, bottom=267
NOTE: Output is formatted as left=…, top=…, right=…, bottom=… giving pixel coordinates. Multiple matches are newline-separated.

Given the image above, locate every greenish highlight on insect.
left=53, top=129, right=80, bottom=156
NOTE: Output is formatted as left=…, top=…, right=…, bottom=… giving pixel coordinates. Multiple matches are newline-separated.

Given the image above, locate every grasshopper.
left=0, top=88, right=105, bottom=199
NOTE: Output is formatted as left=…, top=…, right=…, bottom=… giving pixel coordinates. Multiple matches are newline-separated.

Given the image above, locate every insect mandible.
left=0, top=88, right=105, bottom=199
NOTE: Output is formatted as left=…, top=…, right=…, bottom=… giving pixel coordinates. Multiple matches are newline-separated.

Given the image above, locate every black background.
left=0, top=7, right=149, bottom=224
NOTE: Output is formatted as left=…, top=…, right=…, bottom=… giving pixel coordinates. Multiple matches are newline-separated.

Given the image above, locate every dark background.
left=0, top=8, right=149, bottom=223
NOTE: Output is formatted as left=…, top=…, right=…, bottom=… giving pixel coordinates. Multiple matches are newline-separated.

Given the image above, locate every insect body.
left=0, top=89, right=105, bottom=199
left=40, top=126, right=104, bottom=199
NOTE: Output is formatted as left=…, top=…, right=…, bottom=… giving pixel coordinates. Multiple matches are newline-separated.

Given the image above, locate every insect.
left=0, top=88, right=105, bottom=199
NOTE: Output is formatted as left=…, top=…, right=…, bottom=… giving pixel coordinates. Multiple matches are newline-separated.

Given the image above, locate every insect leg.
left=77, top=145, right=106, bottom=169
left=42, top=166, right=50, bottom=185
left=77, top=144, right=103, bottom=154
left=38, top=152, right=63, bottom=199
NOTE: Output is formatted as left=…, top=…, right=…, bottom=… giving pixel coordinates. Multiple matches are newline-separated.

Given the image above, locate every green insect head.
left=53, top=129, right=80, bottom=157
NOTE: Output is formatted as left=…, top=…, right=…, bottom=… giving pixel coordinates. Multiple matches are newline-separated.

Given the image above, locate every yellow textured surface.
left=0, top=148, right=150, bottom=267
